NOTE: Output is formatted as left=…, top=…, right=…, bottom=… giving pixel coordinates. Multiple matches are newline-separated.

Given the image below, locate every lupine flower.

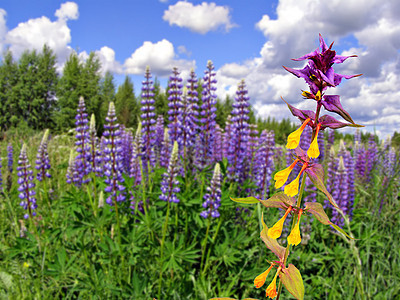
left=75, top=96, right=91, bottom=184
left=197, top=60, right=217, bottom=168
left=88, top=114, right=102, bottom=177
left=66, top=150, right=80, bottom=185
left=103, top=102, right=126, bottom=205
left=17, top=144, right=37, bottom=219
left=227, top=79, right=250, bottom=182
left=140, top=66, right=156, bottom=168
left=160, top=129, right=171, bottom=169
left=159, top=141, right=180, bottom=203
left=121, top=127, right=134, bottom=173
left=180, top=87, right=198, bottom=161
left=268, top=206, right=292, bottom=239
left=130, top=123, right=143, bottom=187
left=186, top=68, right=199, bottom=137
left=287, top=209, right=303, bottom=246
left=6, top=143, right=13, bottom=192
left=247, top=124, right=259, bottom=177
left=154, top=115, right=165, bottom=164
left=222, top=116, right=232, bottom=159
left=167, top=67, right=183, bottom=147
left=254, top=130, right=275, bottom=199
left=331, top=156, right=348, bottom=227
left=35, top=129, right=51, bottom=182
left=200, top=163, right=222, bottom=218
left=213, top=125, right=223, bottom=163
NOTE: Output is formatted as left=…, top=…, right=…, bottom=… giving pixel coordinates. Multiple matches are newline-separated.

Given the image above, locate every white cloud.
left=163, top=1, right=235, bottom=34
left=95, top=46, right=123, bottom=74
left=0, top=9, right=7, bottom=52
left=55, top=2, right=79, bottom=21
left=123, top=39, right=195, bottom=77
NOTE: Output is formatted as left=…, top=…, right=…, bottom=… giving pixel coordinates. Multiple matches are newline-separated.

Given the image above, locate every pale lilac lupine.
left=129, top=123, right=143, bottom=187
left=197, top=61, right=217, bottom=168
left=213, top=124, right=223, bottom=163
left=66, top=150, right=80, bottom=185
left=227, top=79, right=250, bottom=182
left=254, top=130, right=275, bottom=199
left=35, top=129, right=51, bottom=182
left=17, top=144, right=37, bottom=219
left=159, top=141, right=180, bottom=203
left=88, top=114, right=103, bottom=177
left=103, top=102, right=126, bottom=205
left=140, top=66, right=156, bottom=168
left=75, top=97, right=91, bottom=184
left=247, top=124, right=259, bottom=177
left=160, top=129, right=171, bottom=169
left=154, top=115, right=165, bottom=164
left=167, top=67, right=184, bottom=147
left=200, top=163, right=222, bottom=218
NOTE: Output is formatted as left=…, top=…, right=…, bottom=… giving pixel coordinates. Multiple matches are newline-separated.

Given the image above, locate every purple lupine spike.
left=383, top=143, right=396, bottom=178
left=75, top=96, right=91, bottom=184
left=95, top=136, right=107, bottom=177
left=180, top=87, right=198, bottom=161
left=88, top=114, right=103, bottom=177
left=129, top=123, right=143, bottom=187
left=140, top=66, right=156, bottom=168
left=325, top=147, right=337, bottom=209
left=167, top=67, right=184, bottom=148
left=355, top=143, right=367, bottom=181
left=227, top=79, right=250, bottom=182
left=103, top=102, right=126, bottom=206
left=247, top=124, right=259, bottom=178
left=17, top=144, right=37, bottom=219
left=35, top=129, right=51, bottom=182
left=159, top=141, right=180, bottom=203
left=331, top=156, right=349, bottom=227
left=222, top=116, right=232, bottom=159
left=366, top=134, right=378, bottom=182
left=6, top=143, right=13, bottom=192
left=121, top=127, right=134, bottom=174
left=197, top=60, right=218, bottom=168
left=254, top=130, right=275, bottom=199
left=200, top=163, right=222, bottom=218
left=160, top=129, right=171, bottom=169
left=154, top=115, right=165, bottom=165
left=186, top=68, right=199, bottom=134
left=66, top=150, right=80, bottom=185
left=213, top=125, right=223, bottom=163
left=344, top=150, right=355, bottom=221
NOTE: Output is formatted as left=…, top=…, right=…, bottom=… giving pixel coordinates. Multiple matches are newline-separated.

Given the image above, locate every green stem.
left=158, top=200, right=171, bottom=299
left=276, top=173, right=307, bottom=300
left=202, top=217, right=223, bottom=275
left=200, top=218, right=211, bottom=271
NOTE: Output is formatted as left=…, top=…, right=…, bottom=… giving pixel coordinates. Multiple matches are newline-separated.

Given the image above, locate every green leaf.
left=259, top=193, right=296, bottom=210
left=230, top=196, right=259, bottom=204
left=305, top=164, right=338, bottom=208
left=260, top=213, right=286, bottom=260
left=304, top=202, right=354, bottom=239
left=280, top=264, right=304, bottom=300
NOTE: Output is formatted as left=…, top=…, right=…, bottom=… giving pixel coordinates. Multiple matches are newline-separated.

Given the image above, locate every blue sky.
left=1, top=0, right=400, bottom=138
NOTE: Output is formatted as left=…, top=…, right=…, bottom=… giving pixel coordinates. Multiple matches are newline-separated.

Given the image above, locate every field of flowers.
left=0, top=37, right=399, bottom=300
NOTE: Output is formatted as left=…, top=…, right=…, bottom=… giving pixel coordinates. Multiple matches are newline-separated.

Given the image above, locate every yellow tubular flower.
left=307, top=123, right=321, bottom=158
left=265, top=268, right=281, bottom=299
left=287, top=209, right=304, bottom=246
left=274, top=159, right=299, bottom=189
left=286, top=118, right=311, bottom=149
left=268, top=206, right=292, bottom=239
left=254, top=265, right=274, bottom=288
left=284, top=163, right=308, bottom=197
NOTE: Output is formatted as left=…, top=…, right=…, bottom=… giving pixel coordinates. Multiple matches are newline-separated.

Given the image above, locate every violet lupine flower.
left=103, top=102, right=126, bottom=205
left=66, top=150, right=80, bottom=185
left=75, top=96, right=91, bottom=184
left=366, top=134, right=378, bottom=182
left=227, top=79, right=250, bottom=182
left=6, top=143, right=13, bottom=192
left=121, top=127, right=134, bottom=174
left=331, top=156, right=349, bottom=227
left=160, top=129, right=171, bottom=169
left=222, top=116, right=232, bottom=159
left=88, top=114, right=103, bottom=177
left=247, top=124, right=259, bottom=177
left=17, top=144, right=37, bottom=219
left=200, top=163, right=222, bottom=218
left=140, top=66, right=156, bottom=168
left=213, top=125, right=223, bottom=163
left=383, top=144, right=396, bottom=178
left=159, top=141, right=180, bottom=203
left=186, top=68, right=199, bottom=134
left=167, top=67, right=183, bottom=147
left=326, top=129, right=335, bottom=153
left=180, top=87, right=198, bottom=161
left=154, top=115, right=165, bottom=164
left=35, top=129, right=51, bottom=182
left=254, top=130, right=275, bottom=199
left=355, top=143, right=367, bottom=181
left=197, top=60, right=218, bottom=168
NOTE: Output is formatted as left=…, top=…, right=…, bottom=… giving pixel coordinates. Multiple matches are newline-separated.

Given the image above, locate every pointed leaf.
left=281, top=98, right=315, bottom=122
left=304, top=202, right=354, bottom=239
left=260, top=213, right=286, bottom=260
left=321, top=95, right=356, bottom=124
left=305, top=164, right=338, bottom=209
left=230, top=196, right=259, bottom=204
left=280, top=264, right=304, bottom=300
left=259, top=193, right=296, bottom=210
left=319, top=114, right=363, bottom=130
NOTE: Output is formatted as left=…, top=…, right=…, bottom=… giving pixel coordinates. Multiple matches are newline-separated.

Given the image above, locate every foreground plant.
left=230, top=34, right=363, bottom=299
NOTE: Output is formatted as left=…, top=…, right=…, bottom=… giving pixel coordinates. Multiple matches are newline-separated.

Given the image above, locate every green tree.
left=115, top=75, right=138, bottom=129
left=153, top=77, right=168, bottom=123
left=0, top=50, right=18, bottom=129
left=99, top=71, right=116, bottom=130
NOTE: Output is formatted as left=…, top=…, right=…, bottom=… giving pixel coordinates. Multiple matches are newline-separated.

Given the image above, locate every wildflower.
left=200, top=163, right=222, bottom=218
left=36, top=129, right=51, bottom=182
left=254, top=264, right=274, bottom=288
left=167, top=67, right=184, bottom=147
left=23, top=262, right=30, bottom=268
left=159, top=141, right=180, bottom=203
left=287, top=209, right=303, bottom=246
left=268, top=206, right=292, bottom=239
left=286, top=118, right=311, bottom=149
left=274, top=159, right=299, bottom=189
left=307, top=123, right=321, bottom=158
left=284, top=162, right=308, bottom=197
left=265, top=267, right=281, bottom=299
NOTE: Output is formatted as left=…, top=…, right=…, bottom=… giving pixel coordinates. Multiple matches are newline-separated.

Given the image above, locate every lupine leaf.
left=305, top=164, right=338, bottom=208
left=280, top=264, right=304, bottom=300
left=260, top=213, right=286, bottom=260
left=304, top=202, right=354, bottom=239
left=259, top=193, right=296, bottom=210
left=230, top=196, right=259, bottom=204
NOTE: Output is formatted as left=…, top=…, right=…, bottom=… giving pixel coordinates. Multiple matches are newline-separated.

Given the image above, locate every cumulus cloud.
left=95, top=46, right=123, bottom=74
left=55, top=2, right=79, bottom=21
left=215, top=0, right=400, bottom=137
left=123, top=39, right=195, bottom=77
left=0, top=9, right=7, bottom=52
left=163, top=1, right=235, bottom=34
